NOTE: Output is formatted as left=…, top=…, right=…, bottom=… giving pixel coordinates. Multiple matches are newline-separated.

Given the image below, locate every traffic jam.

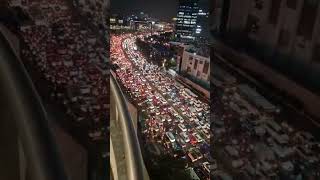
left=111, top=33, right=211, bottom=179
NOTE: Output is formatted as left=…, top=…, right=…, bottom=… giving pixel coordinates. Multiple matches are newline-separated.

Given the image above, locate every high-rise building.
left=210, top=0, right=223, bottom=33
left=217, top=0, right=320, bottom=64
left=175, top=0, right=199, bottom=41
left=212, top=0, right=320, bottom=119
left=196, top=8, right=210, bottom=42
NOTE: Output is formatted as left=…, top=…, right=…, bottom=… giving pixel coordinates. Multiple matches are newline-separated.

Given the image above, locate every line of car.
left=111, top=33, right=212, bottom=179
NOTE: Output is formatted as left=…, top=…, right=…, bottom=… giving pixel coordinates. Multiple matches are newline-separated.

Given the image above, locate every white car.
left=180, top=132, right=190, bottom=142
left=178, top=124, right=187, bottom=132
left=193, top=133, right=203, bottom=142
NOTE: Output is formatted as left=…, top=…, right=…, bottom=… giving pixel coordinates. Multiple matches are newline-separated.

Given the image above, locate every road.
left=214, top=52, right=320, bottom=138
left=111, top=33, right=210, bottom=179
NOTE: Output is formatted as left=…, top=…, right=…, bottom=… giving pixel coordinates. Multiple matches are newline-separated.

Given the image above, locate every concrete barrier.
left=214, top=40, right=320, bottom=120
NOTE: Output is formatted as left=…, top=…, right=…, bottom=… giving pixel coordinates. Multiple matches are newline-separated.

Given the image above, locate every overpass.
left=0, top=24, right=149, bottom=180
left=110, top=72, right=150, bottom=180
left=0, top=25, right=67, bottom=180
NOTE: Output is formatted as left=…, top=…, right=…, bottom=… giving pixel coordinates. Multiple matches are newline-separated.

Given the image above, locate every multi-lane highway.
left=111, top=33, right=211, bottom=179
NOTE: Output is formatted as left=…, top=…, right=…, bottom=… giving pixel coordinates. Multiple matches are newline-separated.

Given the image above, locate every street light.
left=163, top=59, right=167, bottom=68
left=151, top=21, right=155, bottom=35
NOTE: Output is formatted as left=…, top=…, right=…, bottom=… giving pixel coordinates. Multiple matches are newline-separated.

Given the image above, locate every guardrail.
left=110, top=71, right=149, bottom=180
left=0, top=31, right=67, bottom=180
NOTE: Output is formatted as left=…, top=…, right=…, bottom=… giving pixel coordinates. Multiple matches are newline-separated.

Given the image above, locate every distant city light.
left=198, top=12, right=207, bottom=16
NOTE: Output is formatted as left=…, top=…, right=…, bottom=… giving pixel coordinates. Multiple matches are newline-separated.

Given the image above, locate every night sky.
left=112, top=0, right=209, bottom=22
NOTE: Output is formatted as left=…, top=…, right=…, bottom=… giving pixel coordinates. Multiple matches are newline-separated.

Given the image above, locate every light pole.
left=163, top=58, right=167, bottom=69
left=151, top=21, right=155, bottom=35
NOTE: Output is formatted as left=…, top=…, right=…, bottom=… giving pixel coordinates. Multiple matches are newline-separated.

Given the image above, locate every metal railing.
left=0, top=24, right=149, bottom=180
left=110, top=71, right=149, bottom=180
left=0, top=30, right=67, bottom=180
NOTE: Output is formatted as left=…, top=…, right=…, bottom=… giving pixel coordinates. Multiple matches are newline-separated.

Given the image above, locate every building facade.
left=180, top=46, right=210, bottom=83
left=196, top=8, right=210, bottom=42
left=210, top=0, right=223, bottom=33
left=218, top=0, right=320, bottom=65
left=175, top=0, right=199, bottom=41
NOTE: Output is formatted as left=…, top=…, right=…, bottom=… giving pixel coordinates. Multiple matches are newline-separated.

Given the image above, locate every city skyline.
left=1, top=0, right=320, bottom=180
left=112, top=0, right=209, bottom=21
